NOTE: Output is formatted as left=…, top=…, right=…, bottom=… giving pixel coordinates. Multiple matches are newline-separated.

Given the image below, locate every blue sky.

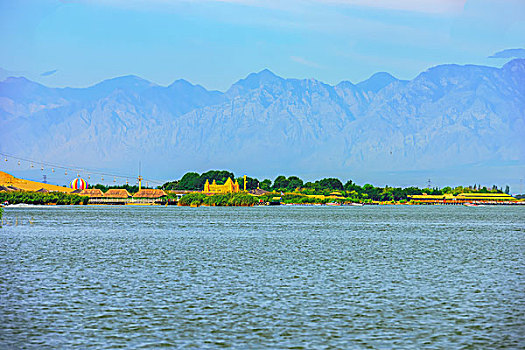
left=0, top=0, right=524, bottom=91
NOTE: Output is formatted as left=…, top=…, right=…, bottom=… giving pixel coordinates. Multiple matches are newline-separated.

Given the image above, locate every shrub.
left=203, top=194, right=230, bottom=206
left=179, top=192, right=257, bottom=206
left=178, top=193, right=206, bottom=206
left=228, top=193, right=257, bottom=206
left=0, top=191, right=88, bottom=205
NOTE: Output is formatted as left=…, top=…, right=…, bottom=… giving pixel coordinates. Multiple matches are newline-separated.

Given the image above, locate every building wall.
left=203, top=178, right=240, bottom=194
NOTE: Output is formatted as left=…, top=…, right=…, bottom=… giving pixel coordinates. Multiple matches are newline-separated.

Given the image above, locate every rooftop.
left=80, top=189, right=105, bottom=197
left=133, top=189, right=167, bottom=198
left=104, top=189, right=131, bottom=198
left=409, top=192, right=516, bottom=201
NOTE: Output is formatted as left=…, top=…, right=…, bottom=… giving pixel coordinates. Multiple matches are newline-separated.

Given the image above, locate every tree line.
left=161, top=171, right=511, bottom=202
left=162, top=170, right=236, bottom=191
left=91, top=183, right=145, bottom=194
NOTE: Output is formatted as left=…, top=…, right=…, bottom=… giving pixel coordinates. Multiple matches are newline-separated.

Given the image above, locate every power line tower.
left=427, top=179, right=432, bottom=189
left=43, top=174, right=47, bottom=184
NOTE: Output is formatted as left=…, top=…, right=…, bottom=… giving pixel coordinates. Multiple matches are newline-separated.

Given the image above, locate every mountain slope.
left=0, top=60, right=523, bottom=185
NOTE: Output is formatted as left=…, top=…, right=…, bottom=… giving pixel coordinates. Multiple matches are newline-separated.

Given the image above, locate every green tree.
left=303, top=181, right=319, bottom=191
left=260, top=179, right=272, bottom=191
left=177, top=172, right=202, bottom=190
left=380, top=186, right=393, bottom=201
left=162, top=180, right=180, bottom=191
left=92, top=183, right=142, bottom=194
left=273, top=176, right=289, bottom=190
left=441, top=186, right=452, bottom=194
left=344, top=180, right=362, bottom=193
left=286, top=176, right=304, bottom=191
left=362, top=184, right=381, bottom=201
left=236, top=176, right=259, bottom=191
left=318, top=178, right=343, bottom=191
left=200, top=170, right=235, bottom=185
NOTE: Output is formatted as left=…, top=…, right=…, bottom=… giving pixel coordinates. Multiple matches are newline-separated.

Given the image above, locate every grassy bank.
left=0, top=192, right=89, bottom=205
left=178, top=193, right=258, bottom=206
left=178, top=192, right=363, bottom=206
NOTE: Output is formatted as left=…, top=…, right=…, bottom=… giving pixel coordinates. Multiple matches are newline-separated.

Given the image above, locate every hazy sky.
left=1, top=0, right=524, bottom=90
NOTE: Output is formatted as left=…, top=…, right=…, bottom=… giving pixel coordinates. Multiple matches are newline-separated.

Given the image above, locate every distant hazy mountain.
left=1, top=60, right=524, bottom=187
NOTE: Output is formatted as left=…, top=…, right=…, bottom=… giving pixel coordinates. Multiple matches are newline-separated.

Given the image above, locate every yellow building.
left=203, top=178, right=240, bottom=194
left=407, top=193, right=455, bottom=202
left=408, top=192, right=516, bottom=204
left=455, top=192, right=516, bottom=202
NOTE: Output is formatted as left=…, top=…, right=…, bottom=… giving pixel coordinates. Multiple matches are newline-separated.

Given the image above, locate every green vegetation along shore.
left=1, top=169, right=521, bottom=207
left=177, top=193, right=258, bottom=207
left=0, top=191, right=89, bottom=205
left=162, top=170, right=516, bottom=203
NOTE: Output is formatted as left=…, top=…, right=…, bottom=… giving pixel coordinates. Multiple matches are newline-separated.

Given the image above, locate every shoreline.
left=2, top=201, right=524, bottom=208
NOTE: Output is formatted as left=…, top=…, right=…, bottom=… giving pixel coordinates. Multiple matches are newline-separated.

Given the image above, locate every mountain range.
left=1, top=59, right=524, bottom=188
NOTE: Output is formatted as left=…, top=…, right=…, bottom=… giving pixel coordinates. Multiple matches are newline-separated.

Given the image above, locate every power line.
left=0, top=152, right=164, bottom=185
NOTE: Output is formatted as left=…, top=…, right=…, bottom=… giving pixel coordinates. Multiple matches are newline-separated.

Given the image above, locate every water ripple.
left=0, top=205, right=524, bottom=348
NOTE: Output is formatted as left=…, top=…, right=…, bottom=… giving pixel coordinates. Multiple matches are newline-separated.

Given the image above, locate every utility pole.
left=138, top=161, right=143, bottom=191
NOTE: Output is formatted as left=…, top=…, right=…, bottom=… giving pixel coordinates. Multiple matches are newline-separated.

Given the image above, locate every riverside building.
left=203, top=178, right=240, bottom=194
left=408, top=192, right=518, bottom=204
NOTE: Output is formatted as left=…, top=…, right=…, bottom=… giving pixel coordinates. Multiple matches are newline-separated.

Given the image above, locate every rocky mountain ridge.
left=0, top=59, right=523, bottom=186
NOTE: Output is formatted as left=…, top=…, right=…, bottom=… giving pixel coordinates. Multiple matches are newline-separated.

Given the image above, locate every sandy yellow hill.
left=0, top=171, right=73, bottom=193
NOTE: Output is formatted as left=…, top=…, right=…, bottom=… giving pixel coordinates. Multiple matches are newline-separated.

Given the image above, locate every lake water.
left=1, top=205, right=524, bottom=349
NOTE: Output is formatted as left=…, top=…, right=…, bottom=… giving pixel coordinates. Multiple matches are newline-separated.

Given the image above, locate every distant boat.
left=464, top=203, right=478, bottom=207
left=348, top=203, right=364, bottom=207
left=326, top=202, right=341, bottom=206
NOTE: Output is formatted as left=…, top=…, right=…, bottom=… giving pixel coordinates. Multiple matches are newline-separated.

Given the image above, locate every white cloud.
left=319, top=0, right=467, bottom=14
left=87, top=0, right=468, bottom=14
left=290, top=56, right=324, bottom=68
